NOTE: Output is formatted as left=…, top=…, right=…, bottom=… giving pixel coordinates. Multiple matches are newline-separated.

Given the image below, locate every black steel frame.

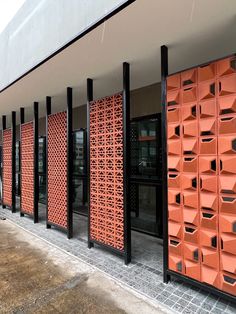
left=161, top=46, right=236, bottom=303
left=87, top=63, right=132, bottom=265
left=45, top=89, right=73, bottom=239
left=1, top=113, right=16, bottom=213
left=19, top=104, right=39, bottom=223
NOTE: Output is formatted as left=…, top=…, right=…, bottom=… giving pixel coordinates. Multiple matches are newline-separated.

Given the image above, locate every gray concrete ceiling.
left=1, top=0, right=236, bottom=126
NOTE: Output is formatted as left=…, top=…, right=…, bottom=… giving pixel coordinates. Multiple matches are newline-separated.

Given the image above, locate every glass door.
left=130, top=114, right=162, bottom=237
left=72, top=129, right=87, bottom=215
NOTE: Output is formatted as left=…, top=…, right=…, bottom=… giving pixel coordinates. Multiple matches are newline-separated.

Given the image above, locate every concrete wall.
left=0, top=0, right=129, bottom=90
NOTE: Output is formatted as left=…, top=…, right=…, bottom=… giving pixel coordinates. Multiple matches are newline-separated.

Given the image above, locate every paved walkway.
left=0, top=204, right=235, bottom=314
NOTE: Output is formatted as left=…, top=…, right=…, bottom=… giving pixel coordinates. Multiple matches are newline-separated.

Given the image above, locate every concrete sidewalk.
left=0, top=219, right=166, bottom=314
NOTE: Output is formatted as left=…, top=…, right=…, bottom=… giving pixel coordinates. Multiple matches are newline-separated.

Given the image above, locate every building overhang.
left=0, top=0, right=236, bottom=124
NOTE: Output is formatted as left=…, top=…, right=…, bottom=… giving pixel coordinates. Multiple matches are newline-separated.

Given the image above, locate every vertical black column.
left=87, top=78, right=93, bottom=249
left=161, top=45, right=169, bottom=283
left=34, top=102, right=39, bottom=223
left=67, top=87, right=73, bottom=239
left=46, top=96, right=51, bottom=229
left=123, top=62, right=131, bottom=265
left=2, top=115, right=6, bottom=208
left=12, top=111, right=16, bottom=213
left=20, top=108, right=25, bottom=217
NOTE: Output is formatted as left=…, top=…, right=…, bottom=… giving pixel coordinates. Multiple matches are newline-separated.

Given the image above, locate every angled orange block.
left=199, top=118, right=216, bottom=136
left=219, top=195, right=236, bottom=214
left=198, top=81, right=216, bottom=101
left=200, top=175, right=217, bottom=193
left=200, top=193, right=218, bottom=212
left=221, top=233, right=236, bottom=255
left=200, top=211, right=218, bottom=230
left=218, top=116, right=236, bottom=135
left=199, top=99, right=216, bottom=118
left=168, top=173, right=181, bottom=189
left=168, top=139, right=181, bottom=156
left=168, top=221, right=182, bottom=238
left=185, top=260, right=201, bottom=281
left=168, top=205, right=182, bottom=223
left=220, top=252, right=236, bottom=274
left=169, top=237, right=182, bottom=255
left=167, top=107, right=181, bottom=123
left=198, top=63, right=216, bottom=82
left=183, top=208, right=198, bottom=226
left=219, top=95, right=236, bottom=115
left=200, top=229, right=218, bottom=249
left=184, top=225, right=198, bottom=244
left=183, top=191, right=198, bottom=209
left=199, top=156, right=217, bottom=174
left=219, top=214, right=236, bottom=234
left=218, top=135, right=236, bottom=154
left=219, top=74, right=236, bottom=96
left=168, top=189, right=181, bottom=206
left=182, top=156, right=198, bottom=173
left=181, top=69, right=197, bottom=87
left=202, top=247, right=219, bottom=269
left=168, top=156, right=181, bottom=172
left=167, top=90, right=180, bottom=106
left=182, top=138, right=198, bottom=155
left=217, top=56, right=236, bottom=77
left=182, top=104, right=197, bottom=121
left=184, top=243, right=199, bottom=262
left=183, top=120, right=198, bottom=138
left=182, top=86, right=197, bottom=104
left=220, top=272, right=236, bottom=296
left=219, top=176, right=236, bottom=194
left=199, top=137, right=217, bottom=155
left=201, top=265, right=219, bottom=288
left=168, top=123, right=181, bottom=139
left=219, top=156, right=236, bottom=174
left=169, top=254, right=183, bottom=273
left=182, top=173, right=197, bottom=191
left=167, top=74, right=180, bottom=91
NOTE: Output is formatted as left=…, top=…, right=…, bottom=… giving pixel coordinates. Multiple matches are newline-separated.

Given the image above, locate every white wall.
left=0, top=0, right=128, bottom=90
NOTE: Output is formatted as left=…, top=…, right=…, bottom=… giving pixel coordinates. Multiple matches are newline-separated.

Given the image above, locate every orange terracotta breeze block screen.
left=47, top=111, right=67, bottom=229
left=167, top=56, right=236, bottom=297
left=21, top=122, right=34, bottom=214
left=2, top=129, right=12, bottom=207
left=89, top=93, right=124, bottom=251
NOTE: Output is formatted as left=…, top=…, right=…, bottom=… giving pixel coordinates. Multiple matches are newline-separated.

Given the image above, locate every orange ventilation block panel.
left=168, top=123, right=181, bottom=139
left=200, top=229, right=218, bottom=249
left=199, top=137, right=217, bottom=155
left=183, top=208, right=198, bottom=226
left=219, top=196, right=236, bottom=215
left=182, top=191, right=198, bottom=209
left=183, top=225, right=198, bottom=244
left=168, top=139, right=181, bottom=155
left=181, top=173, right=197, bottom=191
left=168, top=221, right=182, bottom=238
left=218, top=136, right=236, bottom=154
left=168, top=189, right=181, bottom=206
left=220, top=233, right=236, bottom=255
left=200, top=212, right=218, bottom=230
left=182, top=138, right=198, bottom=155
left=199, top=156, right=217, bottom=174
left=200, top=193, right=218, bottom=212
left=184, top=243, right=199, bottom=262
left=168, top=205, right=182, bottom=223
left=2, top=129, right=12, bottom=208
left=199, top=119, right=216, bottom=137
left=169, top=254, right=183, bottom=273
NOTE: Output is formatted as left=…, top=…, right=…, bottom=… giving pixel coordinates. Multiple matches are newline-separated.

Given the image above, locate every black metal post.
left=123, top=62, right=131, bottom=265
left=87, top=78, right=94, bottom=249
left=46, top=96, right=51, bottom=229
left=2, top=115, right=6, bottom=208
left=34, top=102, right=39, bottom=223
left=161, top=45, right=169, bottom=283
left=67, top=87, right=73, bottom=239
left=12, top=111, right=16, bottom=213
left=20, top=108, right=25, bottom=217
